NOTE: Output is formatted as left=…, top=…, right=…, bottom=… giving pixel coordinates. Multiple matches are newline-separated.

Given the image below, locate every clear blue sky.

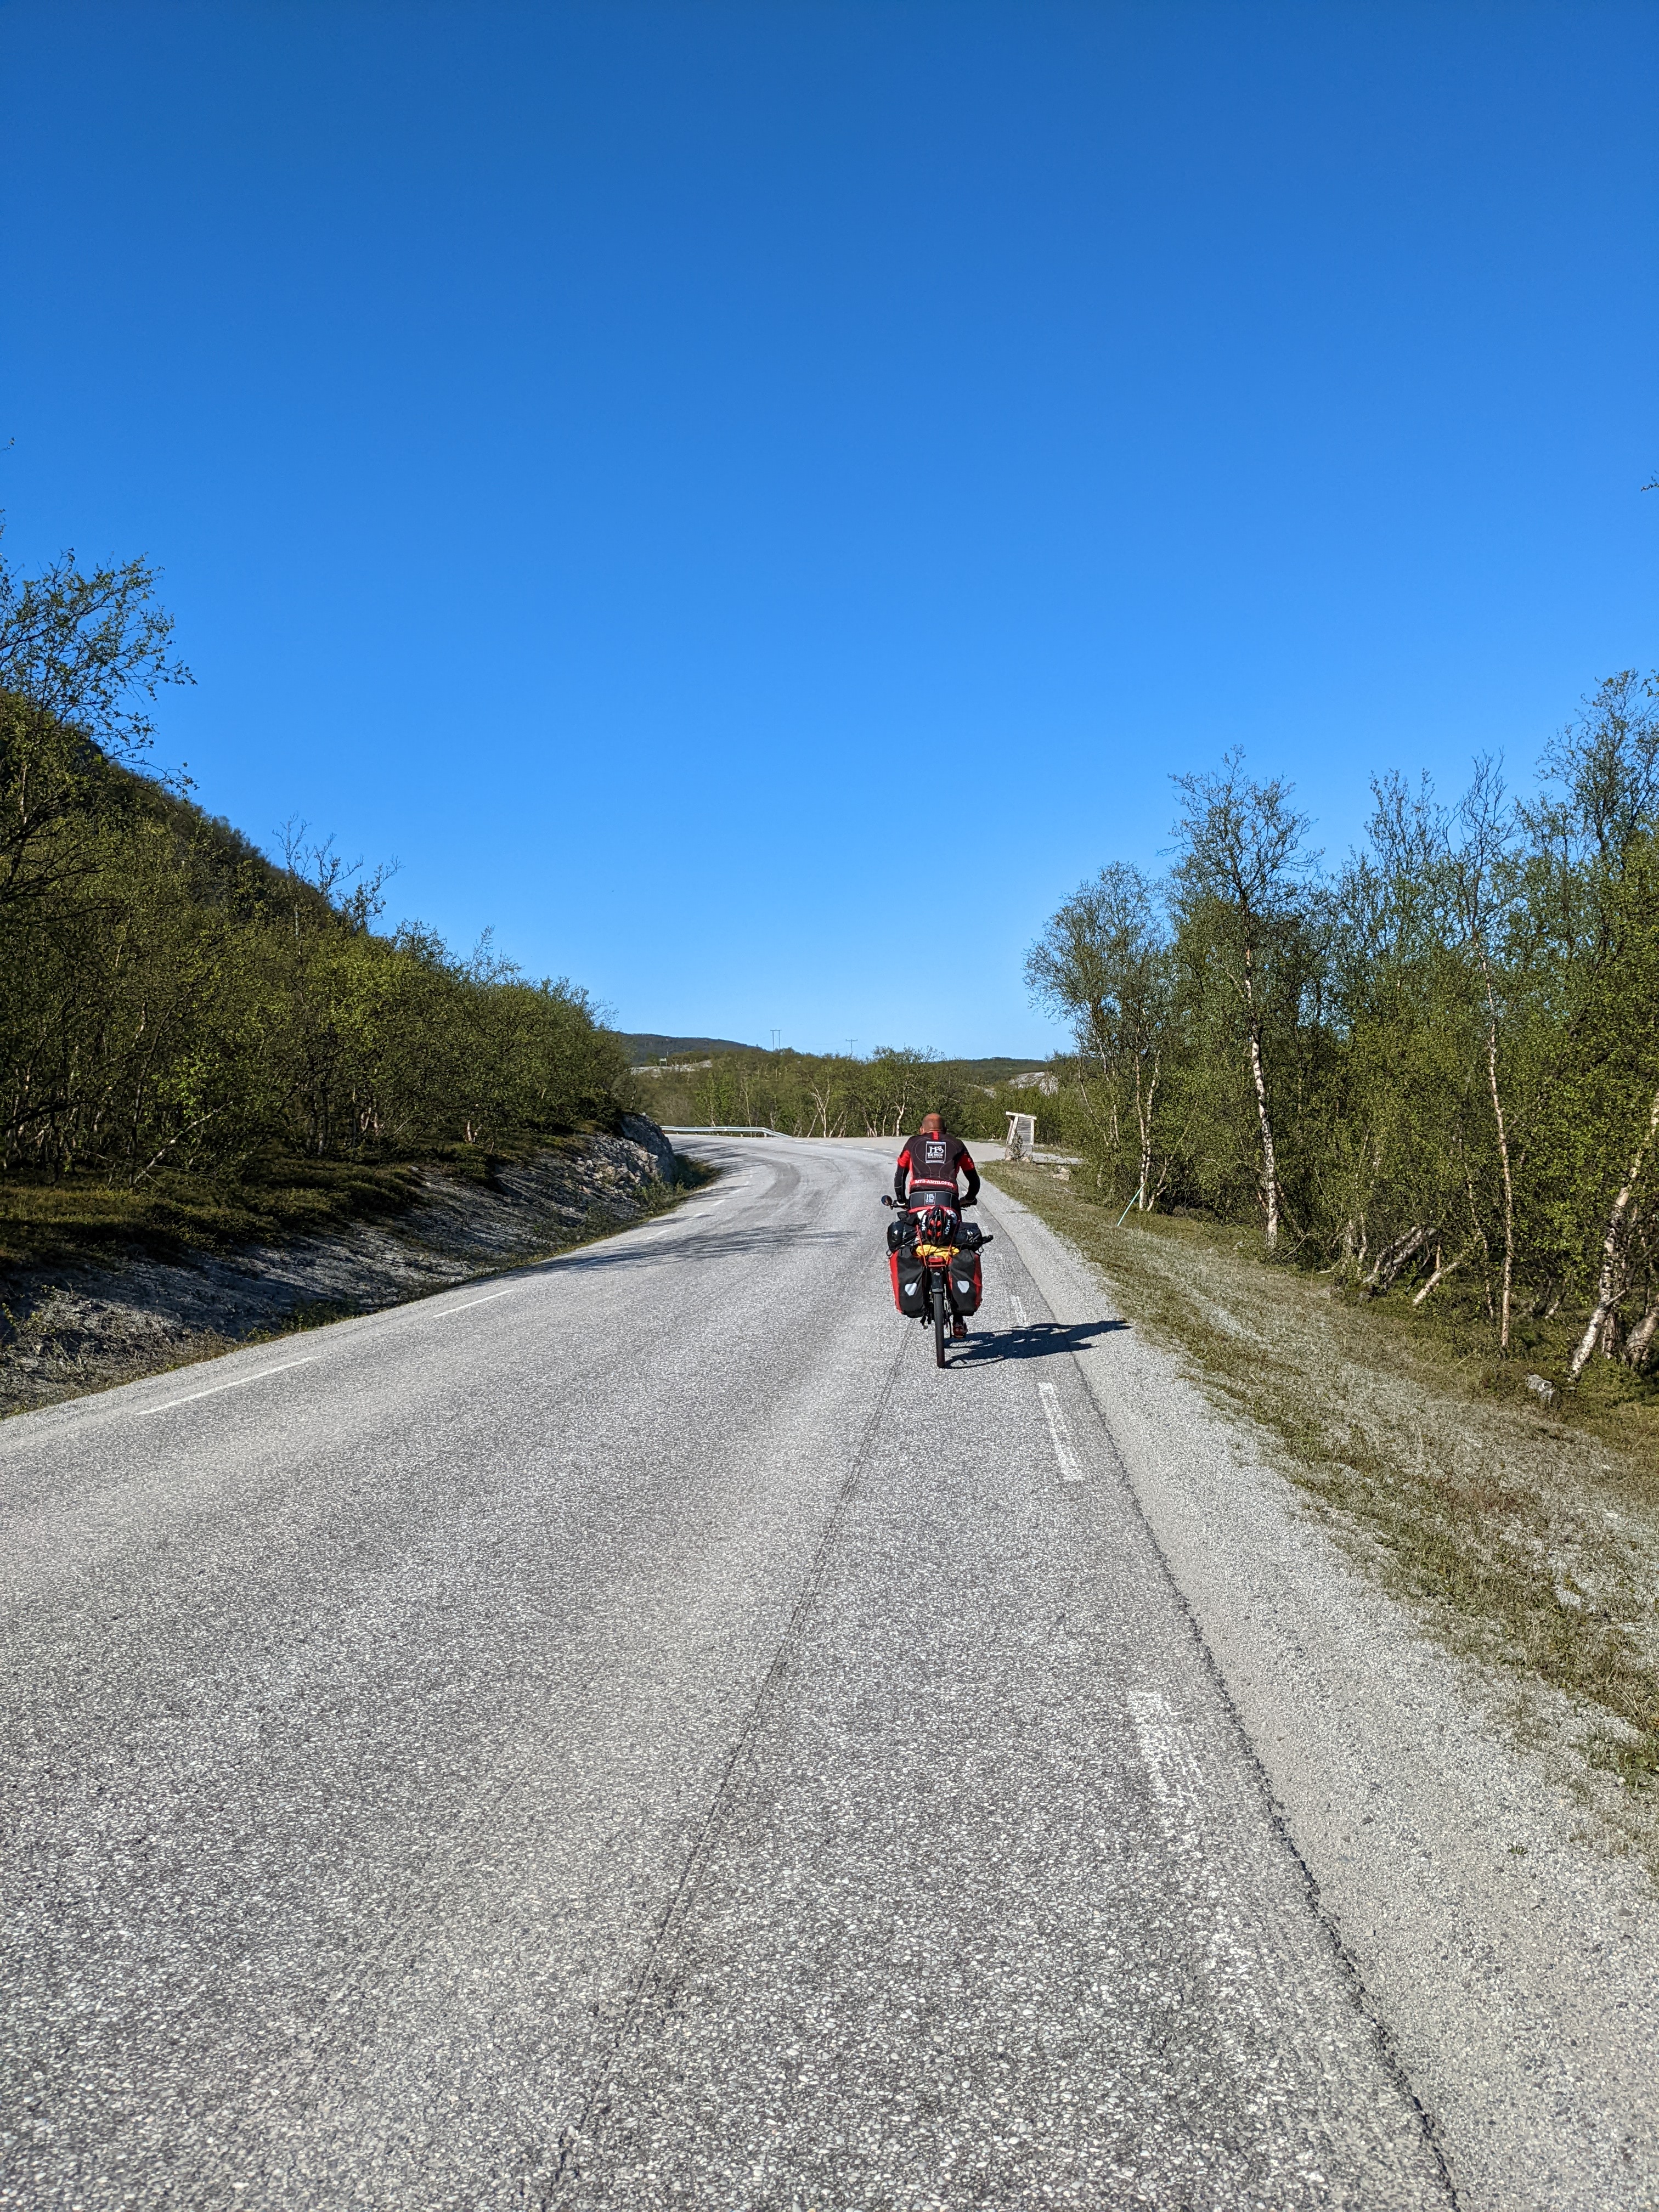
left=3, top=1, right=1655, bottom=1058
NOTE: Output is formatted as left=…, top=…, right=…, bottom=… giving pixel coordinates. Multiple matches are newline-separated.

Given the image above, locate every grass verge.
left=988, top=1161, right=1659, bottom=1815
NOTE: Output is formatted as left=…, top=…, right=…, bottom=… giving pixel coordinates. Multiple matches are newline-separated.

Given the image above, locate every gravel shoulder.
left=0, top=1115, right=679, bottom=1418
left=981, top=1167, right=1659, bottom=2212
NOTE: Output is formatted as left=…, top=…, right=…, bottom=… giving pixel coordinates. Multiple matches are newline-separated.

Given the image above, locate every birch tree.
left=1528, top=676, right=1659, bottom=1376
left=1444, top=760, right=1525, bottom=1350
left=0, top=529, right=192, bottom=909
left=1024, top=863, right=1172, bottom=1209
left=1169, top=754, right=1313, bottom=1251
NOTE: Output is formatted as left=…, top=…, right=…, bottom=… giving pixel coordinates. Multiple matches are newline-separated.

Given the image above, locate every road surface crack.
left=543, top=1331, right=909, bottom=2205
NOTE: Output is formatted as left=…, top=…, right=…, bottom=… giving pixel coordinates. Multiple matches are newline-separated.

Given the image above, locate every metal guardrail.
left=662, top=1126, right=1077, bottom=1159
left=662, top=1125, right=777, bottom=1137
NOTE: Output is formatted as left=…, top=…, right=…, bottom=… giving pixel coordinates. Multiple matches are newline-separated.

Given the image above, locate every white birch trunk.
left=1570, top=1085, right=1659, bottom=1383
left=1248, top=1019, right=1279, bottom=1251
left=1363, top=1223, right=1434, bottom=1294
left=1235, top=936, right=1280, bottom=1250
left=1480, top=979, right=1516, bottom=1353
left=1412, top=1242, right=1471, bottom=1306
left=1136, top=1054, right=1160, bottom=1212
left=1624, top=1296, right=1659, bottom=1372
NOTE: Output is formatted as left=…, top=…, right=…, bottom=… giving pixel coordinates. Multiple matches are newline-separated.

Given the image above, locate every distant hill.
left=619, top=1033, right=760, bottom=1063
left=619, top=1037, right=1046, bottom=1079
left=936, top=1057, right=1051, bottom=1084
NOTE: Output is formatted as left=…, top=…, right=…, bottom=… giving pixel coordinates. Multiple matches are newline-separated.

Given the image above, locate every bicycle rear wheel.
left=933, top=1273, right=948, bottom=1367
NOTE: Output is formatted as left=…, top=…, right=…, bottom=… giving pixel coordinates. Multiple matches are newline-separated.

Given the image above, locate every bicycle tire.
left=933, top=1272, right=948, bottom=1368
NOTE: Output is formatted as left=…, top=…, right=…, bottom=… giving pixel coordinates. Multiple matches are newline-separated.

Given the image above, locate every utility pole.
left=770, top=1028, right=781, bottom=1052
left=845, top=1038, right=857, bottom=1059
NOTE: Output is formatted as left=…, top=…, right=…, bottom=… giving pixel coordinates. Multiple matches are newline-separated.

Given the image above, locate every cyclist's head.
left=920, top=1111, right=944, bottom=1135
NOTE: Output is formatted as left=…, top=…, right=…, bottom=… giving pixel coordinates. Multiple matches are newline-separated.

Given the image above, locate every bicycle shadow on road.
left=954, top=1317, right=1126, bottom=1365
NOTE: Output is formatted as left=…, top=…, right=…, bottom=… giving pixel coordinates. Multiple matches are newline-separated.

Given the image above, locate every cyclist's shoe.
left=951, top=1319, right=968, bottom=1340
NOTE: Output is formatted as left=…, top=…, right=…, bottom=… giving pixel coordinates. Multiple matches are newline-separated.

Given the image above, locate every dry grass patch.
left=989, top=1162, right=1659, bottom=1824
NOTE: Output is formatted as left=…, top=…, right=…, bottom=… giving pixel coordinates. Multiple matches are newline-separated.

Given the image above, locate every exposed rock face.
left=618, top=1113, right=678, bottom=1184
left=0, top=1120, right=679, bottom=1418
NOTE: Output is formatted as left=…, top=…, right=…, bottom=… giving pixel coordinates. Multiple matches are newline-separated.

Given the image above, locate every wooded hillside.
left=0, top=535, right=627, bottom=1211
left=1026, top=676, right=1659, bottom=1382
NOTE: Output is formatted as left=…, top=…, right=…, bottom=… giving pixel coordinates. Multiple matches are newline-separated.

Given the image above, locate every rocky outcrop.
left=618, top=1113, right=678, bottom=1184
left=0, top=1121, right=679, bottom=1419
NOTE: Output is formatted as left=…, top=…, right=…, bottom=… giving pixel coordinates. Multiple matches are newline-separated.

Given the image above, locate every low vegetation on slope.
left=0, top=528, right=628, bottom=1269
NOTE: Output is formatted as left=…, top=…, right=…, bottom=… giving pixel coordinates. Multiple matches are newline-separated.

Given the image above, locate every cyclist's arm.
left=893, top=1146, right=912, bottom=1203
left=959, top=1147, right=980, bottom=1204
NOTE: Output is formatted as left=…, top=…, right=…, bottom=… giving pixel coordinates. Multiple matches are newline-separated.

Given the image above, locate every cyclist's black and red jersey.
left=894, top=1131, right=980, bottom=1207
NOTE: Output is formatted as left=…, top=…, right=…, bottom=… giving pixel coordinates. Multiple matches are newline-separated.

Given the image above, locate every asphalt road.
left=2, top=1137, right=1455, bottom=2210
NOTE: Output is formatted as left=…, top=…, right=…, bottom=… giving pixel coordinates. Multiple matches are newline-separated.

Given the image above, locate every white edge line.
left=135, top=1357, right=317, bottom=1419
left=1037, top=1378, right=1082, bottom=1485
left=431, top=1288, right=517, bottom=1314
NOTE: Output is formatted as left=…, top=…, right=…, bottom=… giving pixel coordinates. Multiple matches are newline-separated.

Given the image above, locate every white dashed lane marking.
left=135, top=1358, right=317, bottom=1420
left=1037, top=1378, right=1082, bottom=1486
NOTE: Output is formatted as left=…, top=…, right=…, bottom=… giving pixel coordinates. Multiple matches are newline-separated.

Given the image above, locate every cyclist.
left=894, top=1115, right=981, bottom=1337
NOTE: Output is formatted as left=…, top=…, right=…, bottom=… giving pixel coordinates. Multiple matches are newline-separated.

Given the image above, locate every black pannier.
left=947, top=1250, right=983, bottom=1316
left=886, top=1217, right=917, bottom=1254
left=954, top=1220, right=983, bottom=1252
left=890, top=1250, right=928, bottom=1314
